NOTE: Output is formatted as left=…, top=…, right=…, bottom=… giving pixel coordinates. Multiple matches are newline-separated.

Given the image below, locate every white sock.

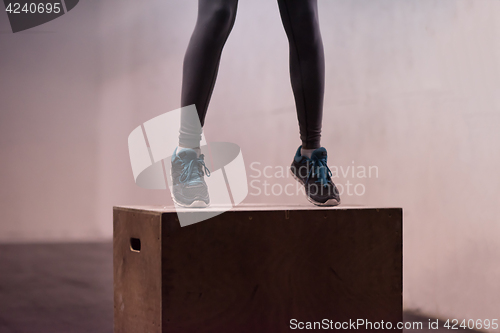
left=301, top=148, right=316, bottom=159
left=178, top=146, right=201, bottom=157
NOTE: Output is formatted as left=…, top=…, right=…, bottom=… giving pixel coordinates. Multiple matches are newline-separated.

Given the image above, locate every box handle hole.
left=130, top=238, right=141, bottom=252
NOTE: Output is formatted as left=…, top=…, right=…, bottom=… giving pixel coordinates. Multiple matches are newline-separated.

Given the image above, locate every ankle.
left=301, top=147, right=316, bottom=159
left=178, top=146, right=201, bottom=157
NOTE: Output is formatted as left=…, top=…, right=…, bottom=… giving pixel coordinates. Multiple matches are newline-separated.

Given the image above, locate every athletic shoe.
left=290, top=146, right=341, bottom=206
left=171, top=147, right=211, bottom=208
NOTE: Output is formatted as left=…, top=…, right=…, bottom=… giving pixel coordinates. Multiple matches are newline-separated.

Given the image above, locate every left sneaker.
left=171, top=148, right=211, bottom=208
left=290, top=146, right=341, bottom=206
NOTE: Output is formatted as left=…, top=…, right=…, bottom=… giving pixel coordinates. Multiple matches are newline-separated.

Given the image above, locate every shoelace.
left=306, top=157, right=332, bottom=187
left=179, top=154, right=211, bottom=184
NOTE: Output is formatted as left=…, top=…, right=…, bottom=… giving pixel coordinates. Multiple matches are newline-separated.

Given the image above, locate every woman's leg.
left=179, top=0, right=239, bottom=148
left=277, top=0, right=325, bottom=150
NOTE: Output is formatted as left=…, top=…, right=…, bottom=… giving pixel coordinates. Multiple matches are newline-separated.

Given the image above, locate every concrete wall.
left=1, top=0, right=499, bottom=328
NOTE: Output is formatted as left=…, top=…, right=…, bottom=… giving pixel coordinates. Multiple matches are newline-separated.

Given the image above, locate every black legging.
left=179, top=0, right=325, bottom=150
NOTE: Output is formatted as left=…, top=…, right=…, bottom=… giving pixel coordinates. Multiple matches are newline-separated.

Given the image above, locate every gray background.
left=1, top=0, right=499, bottom=329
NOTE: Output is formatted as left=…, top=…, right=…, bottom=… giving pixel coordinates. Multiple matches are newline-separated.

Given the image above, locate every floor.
left=0, top=242, right=477, bottom=333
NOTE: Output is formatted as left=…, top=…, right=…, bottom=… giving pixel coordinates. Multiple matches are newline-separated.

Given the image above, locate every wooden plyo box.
left=113, top=205, right=402, bottom=333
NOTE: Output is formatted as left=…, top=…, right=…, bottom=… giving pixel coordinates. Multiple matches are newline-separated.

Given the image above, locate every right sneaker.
left=171, top=147, right=211, bottom=208
left=290, top=146, right=341, bottom=206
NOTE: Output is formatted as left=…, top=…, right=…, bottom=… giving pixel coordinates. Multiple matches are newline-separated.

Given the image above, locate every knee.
left=282, top=2, right=322, bottom=47
left=297, top=9, right=321, bottom=41
left=203, top=2, right=237, bottom=35
left=292, top=22, right=323, bottom=55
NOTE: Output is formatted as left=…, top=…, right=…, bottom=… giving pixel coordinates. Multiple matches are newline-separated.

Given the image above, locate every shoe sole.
left=290, top=168, right=341, bottom=207
left=172, top=197, right=210, bottom=208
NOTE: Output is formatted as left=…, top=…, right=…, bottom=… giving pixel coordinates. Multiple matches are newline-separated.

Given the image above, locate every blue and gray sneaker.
left=290, top=146, right=340, bottom=206
left=171, top=148, right=211, bottom=208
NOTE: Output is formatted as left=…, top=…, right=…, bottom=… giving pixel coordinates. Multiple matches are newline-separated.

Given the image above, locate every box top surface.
left=113, top=204, right=401, bottom=214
